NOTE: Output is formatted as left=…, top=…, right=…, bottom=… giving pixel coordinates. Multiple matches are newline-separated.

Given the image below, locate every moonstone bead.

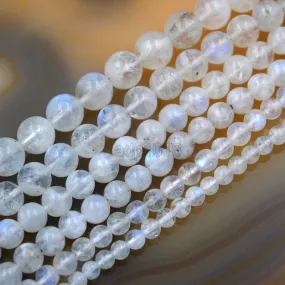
left=75, top=72, right=113, bottom=110
left=145, top=148, right=174, bottom=177
left=97, top=105, right=131, bottom=139
left=0, top=138, right=25, bottom=177
left=71, top=124, right=105, bottom=158
left=160, top=175, right=185, bottom=200
left=0, top=181, right=23, bottom=216
left=261, top=99, right=282, bottom=120
left=36, top=226, right=65, bottom=256
left=0, top=262, right=22, bottom=285
left=68, top=272, right=88, bottom=285
left=71, top=238, right=95, bottom=262
left=82, top=261, right=100, bottom=280
left=89, top=225, right=112, bottom=248
left=36, top=265, right=59, bottom=285
left=136, top=120, right=166, bottom=150
left=141, top=219, right=161, bottom=239
left=178, top=162, right=202, bottom=186
left=185, top=186, right=205, bottom=206
left=165, top=11, right=202, bottom=49
left=124, top=86, right=157, bottom=120
left=159, top=104, right=188, bottom=133
left=200, top=176, right=219, bottom=195
left=180, top=87, right=209, bottom=117
left=244, top=109, right=266, bottom=132
left=104, top=51, right=143, bottom=89
left=41, top=186, right=72, bottom=217
left=17, top=203, right=47, bottom=233
left=227, top=122, right=251, bottom=146
left=211, top=137, right=234, bottom=160
left=0, top=219, right=24, bottom=249
left=58, top=211, right=87, bottom=239
left=107, top=212, right=130, bottom=235
left=171, top=198, right=191, bottom=218
left=268, top=60, right=285, bottom=87
left=143, top=189, right=167, bottom=212
left=241, top=146, right=260, bottom=164
left=229, top=0, right=259, bottom=12
left=207, top=102, right=234, bottom=129
left=167, top=132, right=194, bottom=160
left=195, top=0, right=231, bottom=30
left=111, top=241, right=130, bottom=260
left=201, top=32, right=233, bottom=64
left=202, top=71, right=230, bottom=100
left=255, top=136, right=273, bottom=155
left=53, top=252, right=78, bottom=276
left=44, top=143, right=79, bottom=177
left=195, top=149, right=218, bottom=172
left=270, top=125, right=285, bottom=145
left=278, top=0, right=285, bottom=11
left=228, top=156, right=247, bottom=175
left=17, top=116, right=55, bottom=154
left=126, top=200, right=149, bottom=224
left=125, top=229, right=146, bottom=250
left=176, top=49, right=208, bottom=82
left=157, top=208, right=176, bottom=228
left=95, top=250, right=115, bottom=270
left=188, top=117, right=215, bottom=144
left=112, top=136, right=142, bottom=167
left=224, top=55, right=253, bottom=85
left=149, top=67, right=183, bottom=100
left=253, top=0, right=284, bottom=32
left=268, top=27, right=285, bottom=55
left=46, top=94, right=84, bottom=132
left=104, top=181, right=131, bottom=208
left=214, top=166, right=234, bottom=185
left=81, top=195, right=110, bottom=224
left=21, top=280, right=37, bottom=285
left=125, top=165, right=152, bottom=192
left=89, top=153, right=119, bottom=183
left=277, top=87, right=285, bottom=107
left=135, top=31, right=173, bottom=70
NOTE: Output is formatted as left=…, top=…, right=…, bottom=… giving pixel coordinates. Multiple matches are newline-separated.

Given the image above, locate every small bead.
left=269, top=124, right=285, bottom=145
left=228, top=156, right=247, bottom=175
left=185, top=186, right=205, bottom=206
left=125, top=229, right=146, bottom=250
left=214, top=166, right=234, bottom=185
left=241, top=146, right=260, bottom=164
left=171, top=198, right=191, bottom=218
left=160, top=175, right=185, bottom=200
left=125, top=165, right=152, bottom=192
left=195, top=149, right=218, bottom=172
left=21, top=280, right=37, bottom=285
left=82, top=261, right=100, bottom=280
left=141, top=219, right=161, bottom=239
left=143, top=189, right=167, bottom=212
left=104, top=181, right=131, bottom=208
left=111, top=241, right=130, bottom=260
left=268, top=60, right=285, bottom=87
left=227, top=88, right=254, bottom=115
left=95, top=250, right=115, bottom=270
left=178, top=162, right=201, bottom=186
left=0, top=262, right=22, bottom=285
left=68, top=272, right=88, bottom=285
left=36, top=265, right=59, bottom=285
left=212, top=137, right=234, bottom=160
left=200, top=176, right=219, bottom=195
left=89, top=225, right=112, bottom=248
left=268, top=27, right=285, bottom=55
left=107, top=212, right=130, bottom=235
left=261, top=99, right=282, bottom=120
left=227, top=122, right=251, bottom=146
left=277, top=87, right=285, bottom=108
left=72, top=238, right=95, bottom=262
left=157, top=208, right=176, bottom=228
left=207, top=102, right=234, bottom=129
left=229, top=0, right=259, bottom=12
left=0, top=219, right=24, bottom=249
left=126, top=200, right=149, bottom=224
left=188, top=117, right=215, bottom=144
left=244, top=109, right=266, bottom=132
left=255, top=136, right=273, bottom=155
left=53, top=251, right=78, bottom=276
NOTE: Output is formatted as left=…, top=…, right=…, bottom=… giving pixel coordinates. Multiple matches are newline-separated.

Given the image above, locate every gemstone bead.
left=228, top=156, right=247, bottom=175
left=157, top=208, right=176, bottom=228
left=143, top=189, right=167, bottom=212
left=111, top=241, right=130, bottom=260
left=244, top=109, right=266, bottom=132
left=269, top=124, right=285, bottom=145
left=89, top=225, right=112, bottom=248
left=36, top=265, right=59, bottom=285
left=207, top=102, right=234, bottom=129
left=95, top=250, right=115, bottom=270
left=185, top=186, right=205, bottom=206
left=214, top=166, right=234, bottom=185
left=71, top=238, right=95, bottom=262
left=68, top=272, right=88, bottom=285
left=211, top=137, right=234, bottom=160
left=104, top=181, right=131, bottom=208
left=268, top=27, right=285, bottom=55
left=141, top=219, right=161, bottom=239
left=21, top=280, right=37, bottom=285
left=125, top=229, right=146, bottom=250
left=229, top=0, right=259, bottom=12
left=126, top=200, right=149, bottom=224
left=188, top=117, right=215, bottom=144
left=0, top=219, right=24, bottom=249
left=255, top=136, right=273, bottom=155
left=241, top=146, right=260, bottom=164
left=107, top=212, right=130, bottom=235
left=268, top=60, right=285, bottom=87
left=53, top=251, right=78, bottom=276
left=227, top=122, right=251, bottom=146
left=0, top=262, right=22, bottom=285
left=261, top=99, right=282, bottom=120
left=178, top=162, right=201, bottom=186
left=82, top=261, right=100, bottom=280
left=171, top=198, right=191, bottom=218
left=277, top=87, right=285, bottom=107
left=160, top=175, right=184, bottom=200
left=200, top=176, right=219, bottom=195
left=195, top=149, right=218, bottom=172
left=125, top=165, right=152, bottom=192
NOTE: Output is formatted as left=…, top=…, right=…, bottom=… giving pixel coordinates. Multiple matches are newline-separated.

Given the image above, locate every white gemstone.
left=211, top=137, right=234, bottom=160
left=125, top=229, right=146, bottom=250
left=111, top=240, right=130, bottom=260
left=277, top=87, right=285, bottom=107
left=200, top=176, right=219, bottom=195
left=82, top=261, right=100, bottom=280
left=185, top=186, right=205, bottom=206
left=195, top=149, right=218, bottom=172
left=0, top=219, right=24, bottom=249
left=270, top=124, right=285, bottom=145
left=160, top=175, right=184, bottom=200
left=68, top=272, right=88, bottom=285
left=53, top=251, right=78, bottom=276
left=125, top=165, right=152, bottom=192
left=255, top=136, right=273, bottom=155
left=227, top=122, right=251, bottom=146
left=229, top=0, right=259, bottom=12
left=244, top=109, right=266, bottom=132
left=178, top=162, right=201, bottom=186
left=157, top=208, right=176, bottom=228
left=241, top=146, right=260, bottom=164
left=95, top=250, right=115, bottom=270
left=104, top=181, right=131, bottom=208
left=228, top=156, right=247, bottom=174
left=171, top=198, right=191, bottom=218
left=35, top=265, right=59, bottom=285
left=188, top=117, right=215, bottom=144
left=89, top=225, right=112, bottom=248
left=268, top=27, right=285, bottom=55
left=144, top=189, right=167, bottom=212
left=207, top=102, right=234, bottom=129
left=261, top=99, right=282, bottom=120
left=141, top=219, right=161, bottom=239
left=214, top=166, right=234, bottom=185
left=107, top=212, right=130, bottom=235
left=71, top=238, right=95, bottom=262
left=0, top=262, right=22, bottom=285
left=268, top=60, right=285, bottom=87
left=21, top=280, right=38, bottom=285
left=126, top=200, right=149, bottom=224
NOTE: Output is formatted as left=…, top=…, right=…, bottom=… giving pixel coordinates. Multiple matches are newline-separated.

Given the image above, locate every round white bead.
left=200, top=176, right=219, bottom=195
left=141, top=219, right=161, bottom=239
left=227, top=122, right=251, bottom=146
left=195, top=149, right=218, bottom=172
left=111, top=240, right=130, bottom=260
left=268, top=27, right=285, bottom=55
left=207, top=102, right=234, bottom=129
left=21, top=280, right=38, bottom=285
left=143, top=189, right=167, bottom=212
left=107, top=212, right=130, bottom=235
left=95, top=250, right=115, bottom=270
left=82, top=261, right=100, bottom=280
left=277, top=87, right=285, bottom=107
left=53, top=251, right=78, bottom=276
left=268, top=60, right=285, bottom=87
left=269, top=124, right=285, bottom=145
left=229, top=0, right=259, bottom=12
left=228, top=156, right=247, bottom=175
left=261, top=99, right=282, bottom=120
left=104, top=181, right=131, bottom=208
left=185, top=186, right=205, bottom=207
left=171, top=198, right=191, bottom=218
left=157, top=208, right=176, bottom=228
left=211, top=137, right=234, bottom=160
left=0, top=219, right=24, bottom=249
left=178, top=162, right=201, bottom=186
left=255, top=136, right=273, bottom=155
left=0, top=262, right=22, bottom=285
left=278, top=0, right=285, bottom=12
left=89, top=225, right=112, bottom=248
left=214, top=166, right=234, bottom=185
left=241, top=146, right=260, bottom=164
left=126, top=200, right=149, bottom=224
left=244, top=109, right=266, bottom=132
left=35, top=265, right=59, bottom=285
left=188, top=117, right=215, bottom=144
left=125, top=229, right=146, bottom=250
left=71, top=238, right=95, bottom=262
left=68, top=272, right=88, bottom=285
left=160, top=175, right=185, bottom=200
left=125, top=165, right=152, bottom=192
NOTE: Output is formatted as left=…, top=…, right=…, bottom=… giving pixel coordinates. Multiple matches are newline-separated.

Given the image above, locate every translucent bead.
left=104, top=181, right=131, bottom=208
left=157, top=208, right=176, bottom=228
left=58, top=211, right=87, bottom=239
left=141, top=219, right=161, bottom=239
left=89, top=225, right=112, bottom=248
left=277, top=87, right=285, bottom=108
left=207, top=102, right=234, bottom=129
left=44, top=143, right=79, bottom=177
left=82, top=261, right=100, bottom=280
left=17, top=116, right=55, bottom=154
left=278, top=0, right=285, bottom=11
left=188, top=117, right=215, bottom=144
left=143, top=189, right=167, bottom=212
left=160, top=175, right=184, bottom=200
left=229, top=0, right=259, bottom=12
left=269, top=124, right=285, bottom=145
left=72, top=238, right=95, bottom=262
left=227, top=88, right=254, bottom=115
left=145, top=148, right=174, bottom=177
left=89, top=153, right=119, bottom=183
left=200, top=176, right=219, bottom=195
left=247, top=73, right=275, bottom=101
left=268, top=27, right=285, bottom=55
left=171, top=198, right=191, bottom=218
left=105, top=51, right=142, bottom=89
left=185, top=186, right=205, bottom=206
left=0, top=219, right=24, bottom=249
left=21, top=280, right=37, bottom=285
left=53, top=251, right=78, bottom=276
left=227, top=122, right=251, bottom=146
left=0, top=262, right=22, bottom=285
left=228, top=156, right=247, bottom=175
left=107, top=212, right=130, bottom=235
left=261, top=99, right=282, bottom=120
left=36, top=226, right=65, bottom=256
left=214, top=166, right=234, bottom=185
left=68, top=272, right=88, bottom=285
left=212, top=137, right=234, bottom=160
left=125, top=165, right=152, bottom=192
left=36, top=265, right=59, bottom=285
left=125, top=229, right=146, bottom=250
left=195, top=0, right=231, bottom=30
left=201, top=32, right=233, bottom=64
left=268, top=60, right=285, bottom=87
left=46, top=94, right=84, bottom=132
left=135, top=31, right=173, bottom=70
left=202, top=71, right=230, bottom=100
left=124, top=86, right=157, bottom=120
left=195, top=149, right=218, bottom=172
left=255, top=136, right=273, bottom=155
left=241, top=146, right=260, bottom=164
left=112, top=136, right=142, bottom=167
left=244, top=109, right=266, bottom=132
left=180, top=87, right=209, bottom=117
left=111, top=240, right=130, bottom=260
left=165, top=11, right=202, bottom=49
left=136, top=119, right=166, bottom=150
left=126, top=200, right=149, bottom=224
left=41, top=186, right=72, bottom=217
left=95, top=250, right=115, bottom=270
left=178, top=162, right=201, bottom=186
left=0, top=138, right=25, bottom=177
left=176, top=49, right=208, bottom=82
left=167, top=132, right=194, bottom=160
left=150, top=69, right=183, bottom=102
left=97, top=105, right=131, bottom=139
left=253, top=0, right=284, bottom=32
left=0, top=181, right=23, bottom=216
left=81, top=195, right=110, bottom=224
left=75, top=72, right=113, bottom=110
left=17, top=203, right=47, bottom=233
left=224, top=55, right=253, bottom=85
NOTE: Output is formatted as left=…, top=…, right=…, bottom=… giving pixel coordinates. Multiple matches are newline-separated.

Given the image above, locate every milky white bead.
left=135, top=31, right=173, bottom=70
left=185, top=186, right=205, bottom=206
left=141, top=219, right=161, bottom=239
left=125, top=165, right=152, bottom=192
left=124, top=86, right=157, bottom=120
left=104, top=181, right=131, bottom=208
left=144, top=189, right=167, bottom=212
left=268, top=60, right=285, bottom=87
left=145, top=148, right=174, bottom=177
left=89, top=225, right=112, bottom=248
left=277, top=87, right=285, bottom=108
left=104, top=51, right=143, bottom=90
left=21, top=280, right=38, bottom=285
left=82, top=261, right=100, bottom=280
left=160, top=175, right=185, bottom=200
left=75, top=72, right=113, bottom=111
left=188, top=117, right=215, bottom=144
left=229, top=0, right=259, bottom=12
left=268, top=27, right=285, bottom=55
left=178, top=162, right=201, bottom=186
left=228, top=156, right=247, bottom=175
left=200, top=176, right=219, bottom=195
left=111, top=240, right=130, bottom=260
left=71, top=238, right=95, bottom=262
left=35, top=265, right=59, bottom=285
left=227, top=122, right=251, bottom=146
left=68, top=272, right=88, bottom=285
left=278, top=0, right=285, bottom=11
left=0, top=262, right=22, bottom=285
left=211, top=137, right=234, bottom=160
left=89, top=153, right=119, bottom=183
left=125, top=229, right=146, bottom=250
left=176, top=49, right=208, bottom=82
left=149, top=67, right=183, bottom=100
left=165, top=11, right=202, bottom=49
left=107, top=212, right=130, bottom=235
left=95, top=250, right=115, bottom=270
left=255, top=136, right=273, bottom=155
left=17, top=116, right=55, bottom=154
left=171, top=198, right=191, bottom=218
left=157, top=208, right=176, bottom=228
left=17, top=203, right=47, bottom=233
left=214, top=166, right=234, bottom=185
left=126, top=200, right=149, bottom=224
left=244, top=109, right=266, bottom=132
left=269, top=124, right=285, bottom=145
left=46, top=94, right=84, bottom=132
left=261, top=99, right=282, bottom=120
left=195, top=149, right=218, bottom=172
left=81, top=195, right=110, bottom=224
left=53, top=251, right=78, bottom=276
left=207, top=102, right=234, bottom=129
left=0, top=138, right=25, bottom=177
left=0, top=219, right=24, bottom=249
left=41, top=186, right=72, bottom=217
left=241, top=146, right=260, bottom=164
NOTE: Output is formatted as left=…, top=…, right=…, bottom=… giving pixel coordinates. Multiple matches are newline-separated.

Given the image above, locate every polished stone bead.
left=160, top=175, right=184, bottom=200
left=229, top=0, right=259, bottom=12
left=111, top=240, right=130, bottom=260
left=171, top=198, right=191, bottom=218
left=261, top=99, right=282, bottom=120
left=214, top=166, right=234, bottom=185
left=53, top=252, right=78, bottom=276
left=268, top=27, right=285, bottom=55
left=89, top=225, right=112, bottom=248
left=95, top=250, right=115, bottom=270
left=35, top=265, right=59, bottom=285
left=82, top=261, right=101, bottom=280
left=0, top=219, right=24, bottom=249
left=269, top=124, right=285, bottom=145
left=141, top=219, right=161, bottom=239
left=268, top=60, right=285, bottom=87
left=125, top=165, right=152, bottom=192
left=126, top=200, right=149, bottom=224
left=143, top=189, right=167, bottom=212
left=178, top=162, right=201, bottom=186
left=195, top=149, right=218, bottom=172
left=227, top=122, right=251, bottom=146
left=212, top=137, right=234, bottom=160
left=125, top=229, right=146, bottom=250
left=200, top=176, right=219, bottom=195
left=228, top=156, right=247, bottom=174
left=107, top=212, right=130, bottom=235
left=157, top=208, right=176, bottom=228
left=68, top=272, right=88, bottom=285
left=207, top=102, right=234, bottom=129
left=241, top=146, right=260, bottom=164
left=255, top=136, right=273, bottom=155
left=244, top=109, right=266, bottom=132
left=188, top=117, right=215, bottom=144
left=0, top=262, right=22, bottom=285
left=71, top=238, right=95, bottom=262
left=185, top=186, right=205, bottom=206
left=104, top=181, right=131, bottom=208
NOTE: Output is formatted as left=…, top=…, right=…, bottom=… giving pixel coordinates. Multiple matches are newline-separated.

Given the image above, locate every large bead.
left=0, top=219, right=24, bottom=249
left=125, top=165, right=152, bottom=192
left=104, top=181, right=131, bottom=208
